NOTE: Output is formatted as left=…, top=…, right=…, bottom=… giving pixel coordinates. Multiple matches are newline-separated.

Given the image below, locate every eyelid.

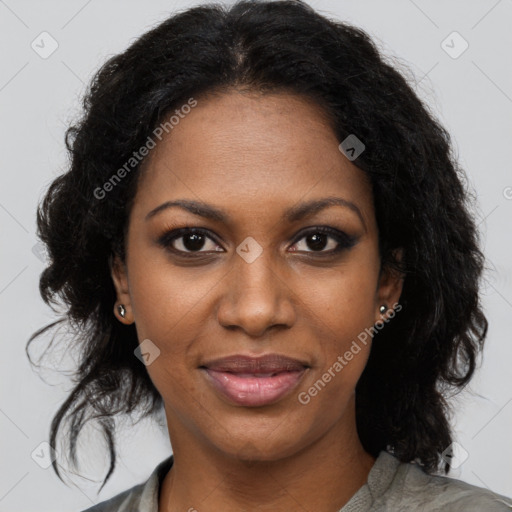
left=157, top=225, right=358, bottom=256
left=290, top=226, right=358, bottom=253
left=157, top=227, right=223, bottom=255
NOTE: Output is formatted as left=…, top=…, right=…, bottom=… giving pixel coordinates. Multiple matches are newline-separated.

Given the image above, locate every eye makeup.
left=155, top=224, right=359, bottom=260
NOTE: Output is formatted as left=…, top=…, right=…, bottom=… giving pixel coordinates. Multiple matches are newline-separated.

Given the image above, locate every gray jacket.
left=82, top=450, right=512, bottom=511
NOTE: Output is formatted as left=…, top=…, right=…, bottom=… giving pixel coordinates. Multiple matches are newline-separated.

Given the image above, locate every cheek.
left=306, top=253, right=380, bottom=341
left=126, top=246, right=214, bottom=344
left=298, top=251, right=379, bottom=391
left=126, top=255, right=205, bottom=407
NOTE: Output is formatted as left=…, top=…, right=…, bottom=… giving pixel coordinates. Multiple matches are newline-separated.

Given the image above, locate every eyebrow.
left=145, top=197, right=366, bottom=228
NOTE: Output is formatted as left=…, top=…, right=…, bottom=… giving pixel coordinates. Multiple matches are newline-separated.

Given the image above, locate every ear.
left=375, top=248, right=404, bottom=323
left=110, top=253, right=134, bottom=325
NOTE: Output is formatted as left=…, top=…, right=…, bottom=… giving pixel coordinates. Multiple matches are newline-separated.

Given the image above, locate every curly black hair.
left=27, top=0, right=488, bottom=492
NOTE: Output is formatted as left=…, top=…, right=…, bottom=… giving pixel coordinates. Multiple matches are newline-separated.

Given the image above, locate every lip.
left=200, top=354, right=310, bottom=407
left=201, top=354, right=309, bottom=373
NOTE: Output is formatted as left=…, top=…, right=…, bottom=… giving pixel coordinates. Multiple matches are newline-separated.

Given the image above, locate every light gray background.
left=1, top=0, right=511, bottom=510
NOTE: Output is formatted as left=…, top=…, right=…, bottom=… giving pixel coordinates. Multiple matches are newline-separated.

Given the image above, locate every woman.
left=28, top=0, right=512, bottom=510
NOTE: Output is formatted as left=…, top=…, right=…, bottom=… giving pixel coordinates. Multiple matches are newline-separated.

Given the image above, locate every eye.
left=157, top=226, right=357, bottom=258
left=290, top=226, right=357, bottom=254
left=158, top=228, right=223, bottom=255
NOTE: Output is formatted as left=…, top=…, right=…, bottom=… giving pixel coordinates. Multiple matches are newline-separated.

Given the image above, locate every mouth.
left=199, top=354, right=310, bottom=407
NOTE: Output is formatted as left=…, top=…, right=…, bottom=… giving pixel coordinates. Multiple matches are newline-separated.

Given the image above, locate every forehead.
left=132, top=91, right=374, bottom=226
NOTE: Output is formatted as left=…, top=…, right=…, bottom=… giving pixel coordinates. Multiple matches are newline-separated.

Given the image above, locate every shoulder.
left=80, top=482, right=145, bottom=512
left=79, top=454, right=174, bottom=512
left=393, top=459, right=512, bottom=511
left=80, top=482, right=145, bottom=511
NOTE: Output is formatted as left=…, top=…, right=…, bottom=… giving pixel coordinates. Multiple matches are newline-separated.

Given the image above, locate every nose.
left=216, top=248, right=296, bottom=338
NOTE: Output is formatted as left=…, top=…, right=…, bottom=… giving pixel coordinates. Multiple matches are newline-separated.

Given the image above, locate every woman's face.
left=112, top=91, right=402, bottom=461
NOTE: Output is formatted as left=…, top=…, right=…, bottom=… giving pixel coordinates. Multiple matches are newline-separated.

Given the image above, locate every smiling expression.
left=111, top=90, right=403, bottom=461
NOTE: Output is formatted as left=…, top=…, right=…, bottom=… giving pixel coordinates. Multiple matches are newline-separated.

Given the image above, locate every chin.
left=207, top=423, right=309, bottom=463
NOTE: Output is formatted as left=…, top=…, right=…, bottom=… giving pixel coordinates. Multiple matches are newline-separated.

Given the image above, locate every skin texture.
left=111, top=90, right=403, bottom=512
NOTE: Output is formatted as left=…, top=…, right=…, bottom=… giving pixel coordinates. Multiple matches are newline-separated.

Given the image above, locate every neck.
left=159, top=397, right=375, bottom=512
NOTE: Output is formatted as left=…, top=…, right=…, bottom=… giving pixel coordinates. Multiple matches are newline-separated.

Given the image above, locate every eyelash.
left=157, top=226, right=357, bottom=258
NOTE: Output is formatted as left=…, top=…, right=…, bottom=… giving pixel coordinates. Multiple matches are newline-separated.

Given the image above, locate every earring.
left=379, top=305, right=388, bottom=314
left=117, top=304, right=126, bottom=318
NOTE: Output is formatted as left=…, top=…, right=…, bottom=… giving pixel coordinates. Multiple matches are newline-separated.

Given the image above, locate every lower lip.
left=202, top=368, right=307, bottom=407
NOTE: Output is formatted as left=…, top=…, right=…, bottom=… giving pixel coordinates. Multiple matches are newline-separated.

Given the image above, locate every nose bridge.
left=236, top=245, right=278, bottom=298
left=217, top=242, right=294, bottom=336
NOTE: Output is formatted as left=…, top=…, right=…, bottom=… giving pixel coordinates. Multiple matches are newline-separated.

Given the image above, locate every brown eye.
left=290, top=227, right=357, bottom=254
left=158, top=228, right=223, bottom=255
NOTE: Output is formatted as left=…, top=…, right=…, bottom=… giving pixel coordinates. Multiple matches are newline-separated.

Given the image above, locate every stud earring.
left=117, top=304, right=126, bottom=318
left=379, top=305, right=388, bottom=314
